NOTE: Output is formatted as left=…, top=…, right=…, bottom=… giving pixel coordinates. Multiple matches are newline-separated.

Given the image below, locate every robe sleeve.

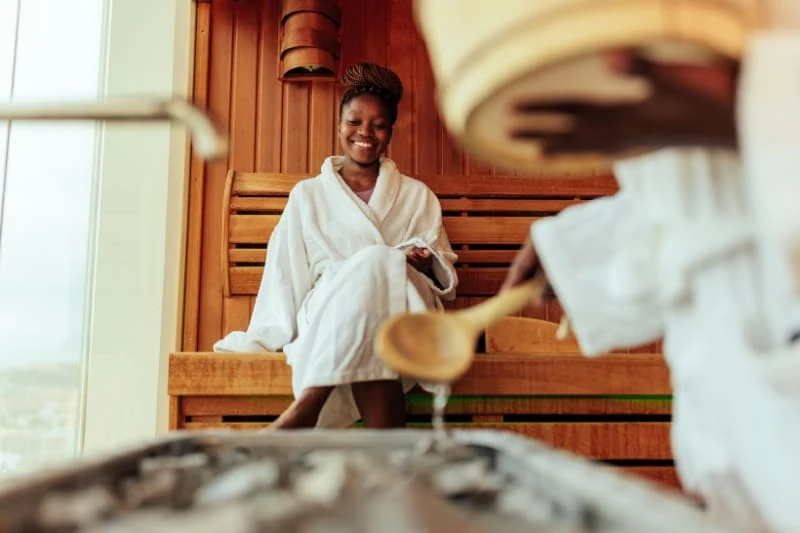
left=214, top=188, right=313, bottom=353
left=417, top=191, right=459, bottom=301
left=738, top=30, right=800, bottom=394
left=532, top=191, right=666, bottom=356
left=427, top=226, right=458, bottom=302
left=738, top=29, right=800, bottom=346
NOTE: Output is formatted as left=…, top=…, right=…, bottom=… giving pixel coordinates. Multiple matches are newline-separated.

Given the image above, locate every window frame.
left=81, top=0, right=194, bottom=456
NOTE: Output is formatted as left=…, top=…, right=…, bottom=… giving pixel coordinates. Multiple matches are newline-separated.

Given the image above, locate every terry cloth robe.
left=214, top=156, right=458, bottom=428
left=533, top=148, right=767, bottom=529
left=533, top=31, right=800, bottom=529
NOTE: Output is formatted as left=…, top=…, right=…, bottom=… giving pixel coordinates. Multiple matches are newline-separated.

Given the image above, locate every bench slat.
left=229, top=215, right=537, bottom=245
left=229, top=266, right=509, bottom=296
left=486, top=316, right=581, bottom=353
left=169, top=353, right=293, bottom=396
left=178, top=420, right=671, bottom=460
left=619, top=466, right=682, bottom=491
left=457, top=353, right=671, bottom=395
left=445, top=217, right=536, bottom=244
left=231, top=172, right=618, bottom=197
left=229, top=249, right=268, bottom=264
left=231, top=196, right=288, bottom=211
left=227, top=249, right=529, bottom=266
left=169, top=352, right=671, bottom=397
left=230, top=196, right=582, bottom=214
left=438, top=249, right=519, bottom=264
left=228, top=214, right=281, bottom=244
left=232, top=173, right=305, bottom=195
left=453, top=268, right=506, bottom=295
left=179, top=395, right=672, bottom=417
left=427, top=174, right=617, bottom=197
left=439, top=198, right=581, bottom=212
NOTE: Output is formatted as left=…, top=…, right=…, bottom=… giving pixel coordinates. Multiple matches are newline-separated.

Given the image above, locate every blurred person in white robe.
left=500, top=2, right=800, bottom=531
left=215, top=63, right=458, bottom=430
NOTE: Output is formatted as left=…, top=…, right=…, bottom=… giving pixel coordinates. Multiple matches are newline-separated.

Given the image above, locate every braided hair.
left=339, top=62, right=404, bottom=125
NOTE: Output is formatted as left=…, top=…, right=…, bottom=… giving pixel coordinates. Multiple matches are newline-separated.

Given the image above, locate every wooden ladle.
left=376, top=275, right=570, bottom=383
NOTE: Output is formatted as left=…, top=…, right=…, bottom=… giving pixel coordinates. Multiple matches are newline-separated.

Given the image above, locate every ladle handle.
left=457, top=274, right=548, bottom=331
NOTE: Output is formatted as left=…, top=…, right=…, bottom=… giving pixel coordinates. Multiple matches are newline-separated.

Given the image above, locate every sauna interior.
left=168, top=0, right=675, bottom=492
left=0, top=0, right=677, bottom=502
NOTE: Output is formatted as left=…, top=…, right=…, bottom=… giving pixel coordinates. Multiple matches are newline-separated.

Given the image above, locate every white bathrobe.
left=531, top=24, right=800, bottom=533
left=215, top=156, right=458, bottom=428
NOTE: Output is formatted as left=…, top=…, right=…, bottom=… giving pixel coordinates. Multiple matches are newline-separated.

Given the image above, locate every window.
left=0, top=0, right=193, bottom=477
left=0, top=0, right=105, bottom=479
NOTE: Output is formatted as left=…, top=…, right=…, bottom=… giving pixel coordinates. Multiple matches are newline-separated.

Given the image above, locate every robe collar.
left=319, top=156, right=401, bottom=228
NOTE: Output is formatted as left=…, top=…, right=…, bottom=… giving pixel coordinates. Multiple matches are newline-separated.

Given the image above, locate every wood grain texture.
left=169, top=311, right=674, bottom=488
left=224, top=0, right=260, bottom=335
left=182, top=2, right=212, bottom=351
left=386, top=0, right=415, bottom=171
left=227, top=265, right=512, bottom=296
left=177, top=1, right=673, bottom=489
left=486, top=316, right=581, bottom=353
left=197, top=0, right=234, bottom=351
left=184, top=0, right=622, bottom=350
left=454, top=353, right=671, bottom=396
left=220, top=170, right=610, bottom=303
left=169, top=352, right=293, bottom=396
left=168, top=396, right=180, bottom=431
left=619, top=466, right=683, bottom=491
left=256, top=0, right=283, bottom=172
left=171, top=394, right=679, bottom=488
left=178, top=419, right=670, bottom=460
left=178, top=395, right=672, bottom=417
left=169, top=351, right=670, bottom=397
left=227, top=171, right=617, bottom=197
left=226, top=215, right=536, bottom=245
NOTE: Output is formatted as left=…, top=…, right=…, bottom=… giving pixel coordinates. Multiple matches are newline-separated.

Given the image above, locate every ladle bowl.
left=377, top=276, right=564, bottom=383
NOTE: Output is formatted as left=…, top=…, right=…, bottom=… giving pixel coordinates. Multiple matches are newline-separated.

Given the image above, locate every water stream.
left=430, top=383, right=452, bottom=450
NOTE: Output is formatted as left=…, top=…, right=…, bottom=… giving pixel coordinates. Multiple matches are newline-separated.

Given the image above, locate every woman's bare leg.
left=269, top=386, right=333, bottom=429
left=351, top=380, right=406, bottom=429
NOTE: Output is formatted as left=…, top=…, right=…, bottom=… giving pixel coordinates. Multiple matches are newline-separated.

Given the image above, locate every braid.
left=340, top=62, right=403, bottom=124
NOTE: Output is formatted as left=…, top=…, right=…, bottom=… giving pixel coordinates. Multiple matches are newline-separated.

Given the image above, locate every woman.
left=215, top=63, right=458, bottom=430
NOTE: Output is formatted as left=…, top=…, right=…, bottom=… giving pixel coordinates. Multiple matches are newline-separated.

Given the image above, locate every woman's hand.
left=510, top=50, right=739, bottom=156
left=501, top=235, right=556, bottom=304
left=407, top=247, right=433, bottom=273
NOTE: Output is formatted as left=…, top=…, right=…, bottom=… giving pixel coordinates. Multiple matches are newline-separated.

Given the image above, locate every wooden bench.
left=169, top=170, right=678, bottom=490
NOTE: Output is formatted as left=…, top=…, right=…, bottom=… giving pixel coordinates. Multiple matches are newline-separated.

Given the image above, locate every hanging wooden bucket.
left=280, top=0, right=341, bottom=79
left=415, top=0, right=765, bottom=173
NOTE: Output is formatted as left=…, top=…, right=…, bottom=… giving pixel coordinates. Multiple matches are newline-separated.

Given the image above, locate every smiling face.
left=338, top=94, right=393, bottom=167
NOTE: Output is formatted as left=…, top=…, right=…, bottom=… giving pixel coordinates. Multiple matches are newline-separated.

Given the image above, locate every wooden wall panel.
left=182, top=2, right=211, bottom=350
left=224, top=0, right=260, bottom=334
left=184, top=0, right=620, bottom=351
left=385, top=0, right=415, bottom=172
left=195, top=0, right=233, bottom=351
left=255, top=0, right=282, bottom=172
left=413, top=30, right=440, bottom=176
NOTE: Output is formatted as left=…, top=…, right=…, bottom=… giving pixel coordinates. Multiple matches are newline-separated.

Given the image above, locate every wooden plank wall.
left=183, top=0, right=619, bottom=351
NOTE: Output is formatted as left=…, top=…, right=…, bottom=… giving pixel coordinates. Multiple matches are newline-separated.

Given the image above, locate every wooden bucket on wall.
left=414, top=0, right=764, bottom=173
left=280, top=0, right=341, bottom=79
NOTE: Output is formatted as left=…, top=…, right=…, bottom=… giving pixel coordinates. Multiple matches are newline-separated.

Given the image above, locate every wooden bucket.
left=280, top=0, right=341, bottom=79
left=414, top=0, right=764, bottom=173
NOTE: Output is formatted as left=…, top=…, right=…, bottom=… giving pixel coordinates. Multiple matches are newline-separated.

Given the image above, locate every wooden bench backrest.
left=486, top=316, right=582, bottom=353
left=222, top=170, right=617, bottom=306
